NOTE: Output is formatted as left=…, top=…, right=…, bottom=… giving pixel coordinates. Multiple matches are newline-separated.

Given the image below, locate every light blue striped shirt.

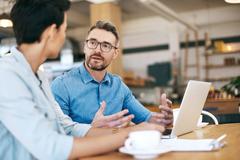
left=0, top=47, right=90, bottom=160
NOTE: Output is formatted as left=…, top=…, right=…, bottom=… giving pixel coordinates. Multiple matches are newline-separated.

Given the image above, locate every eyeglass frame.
left=85, top=38, right=118, bottom=53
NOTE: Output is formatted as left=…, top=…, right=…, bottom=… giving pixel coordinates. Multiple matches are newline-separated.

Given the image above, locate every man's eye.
left=102, top=43, right=111, bottom=48
left=90, top=41, right=96, bottom=45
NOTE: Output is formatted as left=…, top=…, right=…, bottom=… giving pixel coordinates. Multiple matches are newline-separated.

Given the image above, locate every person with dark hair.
left=0, top=1, right=165, bottom=160
left=51, top=20, right=173, bottom=128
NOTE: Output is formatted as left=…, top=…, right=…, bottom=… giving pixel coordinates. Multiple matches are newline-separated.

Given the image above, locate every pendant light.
left=0, top=13, right=13, bottom=28
left=224, top=0, right=240, bottom=4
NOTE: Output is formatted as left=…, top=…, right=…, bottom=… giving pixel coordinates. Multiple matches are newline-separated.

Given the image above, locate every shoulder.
left=107, top=73, right=130, bottom=89
left=0, top=57, right=31, bottom=95
left=0, top=54, right=21, bottom=76
left=108, top=72, right=123, bottom=83
left=52, top=67, right=80, bottom=84
left=0, top=53, right=15, bottom=65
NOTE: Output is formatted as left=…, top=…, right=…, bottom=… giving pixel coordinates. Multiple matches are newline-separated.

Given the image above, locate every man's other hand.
left=148, top=94, right=173, bottom=127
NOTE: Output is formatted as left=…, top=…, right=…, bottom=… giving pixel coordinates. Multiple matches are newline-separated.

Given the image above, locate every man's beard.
left=86, top=55, right=109, bottom=71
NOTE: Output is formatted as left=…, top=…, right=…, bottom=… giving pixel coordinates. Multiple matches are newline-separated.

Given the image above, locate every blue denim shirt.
left=0, top=47, right=76, bottom=160
left=51, top=63, right=151, bottom=124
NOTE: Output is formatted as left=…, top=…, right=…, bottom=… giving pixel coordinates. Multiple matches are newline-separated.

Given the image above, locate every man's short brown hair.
left=88, top=20, right=119, bottom=42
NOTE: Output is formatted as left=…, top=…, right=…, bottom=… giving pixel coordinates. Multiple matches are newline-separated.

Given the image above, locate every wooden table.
left=82, top=123, right=240, bottom=160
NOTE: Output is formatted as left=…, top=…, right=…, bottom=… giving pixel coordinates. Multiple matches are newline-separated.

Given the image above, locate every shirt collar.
left=102, top=73, right=111, bottom=85
left=79, top=62, right=94, bottom=84
left=79, top=62, right=111, bottom=85
left=10, top=46, right=40, bottom=86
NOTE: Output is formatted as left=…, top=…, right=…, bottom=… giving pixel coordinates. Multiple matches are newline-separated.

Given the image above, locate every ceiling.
left=67, top=0, right=233, bottom=28
left=156, top=0, right=229, bottom=12
left=0, top=0, right=238, bottom=38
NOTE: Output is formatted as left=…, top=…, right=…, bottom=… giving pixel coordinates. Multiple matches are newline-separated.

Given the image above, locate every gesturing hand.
left=91, top=101, right=134, bottom=128
left=148, top=93, right=173, bottom=127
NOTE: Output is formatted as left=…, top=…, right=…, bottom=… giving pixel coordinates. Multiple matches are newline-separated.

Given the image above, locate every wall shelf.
left=204, top=34, right=240, bottom=85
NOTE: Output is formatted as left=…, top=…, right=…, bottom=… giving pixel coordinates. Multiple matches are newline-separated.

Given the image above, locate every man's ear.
left=83, top=41, right=87, bottom=55
left=113, top=48, right=119, bottom=59
left=40, top=24, right=57, bottom=43
left=113, top=41, right=120, bottom=59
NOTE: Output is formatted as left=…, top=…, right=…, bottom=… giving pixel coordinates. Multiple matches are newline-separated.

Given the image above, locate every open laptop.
left=163, top=80, right=211, bottom=138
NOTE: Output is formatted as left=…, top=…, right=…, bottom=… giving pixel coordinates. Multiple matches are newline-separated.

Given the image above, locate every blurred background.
left=0, top=0, right=240, bottom=123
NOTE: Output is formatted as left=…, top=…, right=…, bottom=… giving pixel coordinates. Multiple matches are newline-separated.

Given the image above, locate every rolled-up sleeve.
left=0, top=70, right=73, bottom=160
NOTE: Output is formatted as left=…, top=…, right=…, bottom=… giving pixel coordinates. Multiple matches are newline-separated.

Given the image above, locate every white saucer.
left=119, top=145, right=171, bottom=159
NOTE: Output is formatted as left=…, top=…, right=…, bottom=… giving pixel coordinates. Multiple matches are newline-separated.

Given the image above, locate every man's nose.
left=95, top=43, right=102, bottom=53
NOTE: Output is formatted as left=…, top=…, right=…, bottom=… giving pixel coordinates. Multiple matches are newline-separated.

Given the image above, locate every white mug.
left=125, top=130, right=161, bottom=150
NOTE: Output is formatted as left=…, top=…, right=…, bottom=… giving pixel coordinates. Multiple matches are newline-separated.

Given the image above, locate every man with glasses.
left=0, top=1, right=167, bottom=159
left=51, top=20, right=173, bottom=128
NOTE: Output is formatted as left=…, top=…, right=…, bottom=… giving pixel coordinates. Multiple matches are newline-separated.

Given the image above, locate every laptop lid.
left=171, top=80, right=211, bottom=137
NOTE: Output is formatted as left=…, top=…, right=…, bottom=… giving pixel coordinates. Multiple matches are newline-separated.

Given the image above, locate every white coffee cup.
left=125, top=130, right=161, bottom=150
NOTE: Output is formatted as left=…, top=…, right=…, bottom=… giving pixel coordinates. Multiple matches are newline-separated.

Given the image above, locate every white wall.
left=122, top=17, right=179, bottom=78
left=122, top=16, right=171, bottom=48
left=123, top=50, right=171, bottom=77
left=121, top=5, right=240, bottom=88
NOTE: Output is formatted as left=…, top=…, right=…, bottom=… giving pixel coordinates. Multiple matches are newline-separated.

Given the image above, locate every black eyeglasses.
left=85, top=39, right=118, bottom=53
